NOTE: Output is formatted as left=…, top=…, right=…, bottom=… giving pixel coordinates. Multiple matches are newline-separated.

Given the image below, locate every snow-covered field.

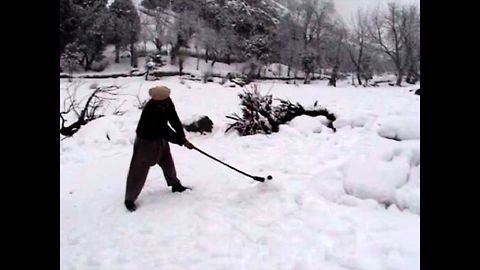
left=60, top=76, right=420, bottom=270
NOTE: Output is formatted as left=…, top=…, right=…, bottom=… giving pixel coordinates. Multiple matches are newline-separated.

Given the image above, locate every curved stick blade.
left=252, top=176, right=265, bottom=182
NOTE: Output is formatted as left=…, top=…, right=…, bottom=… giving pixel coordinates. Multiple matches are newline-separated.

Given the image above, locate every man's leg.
left=125, top=138, right=155, bottom=203
left=157, top=142, right=182, bottom=187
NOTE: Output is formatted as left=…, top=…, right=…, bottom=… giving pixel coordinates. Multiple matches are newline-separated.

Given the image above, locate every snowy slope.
left=60, top=77, right=420, bottom=270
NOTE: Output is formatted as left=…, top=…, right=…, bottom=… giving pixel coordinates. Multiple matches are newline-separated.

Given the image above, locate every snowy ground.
left=60, top=77, right=420, bottom=270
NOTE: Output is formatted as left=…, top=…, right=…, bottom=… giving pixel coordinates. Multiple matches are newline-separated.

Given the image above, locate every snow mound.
left=286, top=115, right=324, bottom=134
left=73, top=116, right=128, bottom=145
left=333, top=114, right=371, bottom=130
left=395, top=165, right=420, bottom=214
left=344, top=156, right=410, bottom=205
left=376, top=115, right=420, bottom=140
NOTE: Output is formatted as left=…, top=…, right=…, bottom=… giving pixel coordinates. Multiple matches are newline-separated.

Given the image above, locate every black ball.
left=267, top=175, right=272, bottom=180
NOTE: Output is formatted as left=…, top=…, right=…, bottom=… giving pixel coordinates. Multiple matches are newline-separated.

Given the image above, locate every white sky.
left=333, top=0, right=420, bottom=24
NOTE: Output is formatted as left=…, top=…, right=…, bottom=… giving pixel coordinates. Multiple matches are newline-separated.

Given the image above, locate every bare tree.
left=108, top=0, right=141, bottom=67
left=199, top=26, right=228, bottom=68
left=312, top=0, right=336, bottom=75
left=297, top=0, right=318, bottom=49
left=327, top=22, right=347, bottom=87
left=346, top=9, right=371, bottom=86
left=276, top=13, right=303, bottom=77
left=368, top=2, right=414, bottom=86
left=139, top=15, right=150, bottom=52
left=400, top=5, right=420, bottom=84
left=60, top=85, right=122, bottom=138
left=292, top=0, right=337, bottom=84
left=294, top=1, right=317, bottom=83
left=169, top=9, right=199, bottom=64
left=140, top=7, right=173, bottom=53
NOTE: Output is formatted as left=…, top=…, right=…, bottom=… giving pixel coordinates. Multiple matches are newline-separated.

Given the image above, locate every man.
left=124, top=85, right=194, bottom=212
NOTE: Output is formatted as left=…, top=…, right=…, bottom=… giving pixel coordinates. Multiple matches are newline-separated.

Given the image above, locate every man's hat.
left=149, top=85, right=171, bottom=101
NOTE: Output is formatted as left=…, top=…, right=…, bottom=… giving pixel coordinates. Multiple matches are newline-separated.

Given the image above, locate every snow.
left=395, top=165, right=420, bottom=214
left=343, top=155, right=410, bottom=205
left=283, top=115, right=324, bottom=135
left=376, top=114, right=420, bottom=140
left=60, top=76, right=420, bottom=270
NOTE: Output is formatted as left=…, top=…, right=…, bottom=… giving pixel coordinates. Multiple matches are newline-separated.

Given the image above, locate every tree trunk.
left=406, top=65, right=418, bottom=84
left=179, top=58, right=184, bottom=75
left=356, top=72, right=362, bottom=86
left=226, top=53, right=231, bottom=65
left=84, top=54, right=93, bottom=71
left=395, top=69, right=403, bottom=86
left=115, top=45, right=120, bottom=63
left=130, top=43, right=138, bottom=68
left=80, top=54, right=86, bottom=67
left=304, top=72, right=310, bottom=84
left=195, top=46, right=199, bottom=70
left=205, top=48, right=209, bottom=63
left=211, top=53, right=217, bottom=67
left=329, top=65, right=338, bottom=87
left=154, top=38, right=162, bottom=52
left=68, top=64, right=73, bottom=82
left=328, top=77, right=336, bottom=87
left=170, top=42, right=181, bottom=64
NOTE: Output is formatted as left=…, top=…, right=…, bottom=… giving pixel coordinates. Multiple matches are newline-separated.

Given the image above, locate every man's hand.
left=183, top=139, right=194, bottom=150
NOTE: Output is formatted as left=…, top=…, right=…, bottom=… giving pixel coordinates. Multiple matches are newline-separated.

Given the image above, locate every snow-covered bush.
left=226, top=84, right=337, bottom=136
left=226, top=84, right=277, bottom=135
left=273, top=99, right=336, bottom=131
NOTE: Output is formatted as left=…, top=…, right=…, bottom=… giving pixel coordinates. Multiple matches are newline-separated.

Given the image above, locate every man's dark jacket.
left=136, top=98, right=186, bottom=145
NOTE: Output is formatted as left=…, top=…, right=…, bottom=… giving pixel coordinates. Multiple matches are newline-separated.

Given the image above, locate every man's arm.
left=167, top=99, right=187, bottom=144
